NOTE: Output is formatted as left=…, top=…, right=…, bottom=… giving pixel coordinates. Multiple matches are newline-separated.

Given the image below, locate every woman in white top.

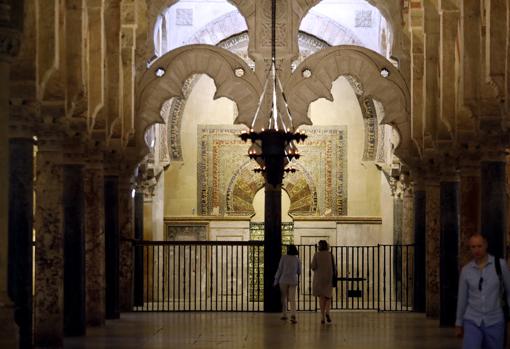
left=274, top=244, right=301, bottom=323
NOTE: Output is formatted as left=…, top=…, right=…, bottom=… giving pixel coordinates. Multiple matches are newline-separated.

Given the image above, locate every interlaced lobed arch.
left=136, top=44, right=262, bottom=158
left=283, top=45, right=414, bottom=158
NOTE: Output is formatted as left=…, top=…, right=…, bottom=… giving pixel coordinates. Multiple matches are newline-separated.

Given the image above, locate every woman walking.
left=311, top=240, right=337, bottom=324
left=274, top=244, right=301, bottom=324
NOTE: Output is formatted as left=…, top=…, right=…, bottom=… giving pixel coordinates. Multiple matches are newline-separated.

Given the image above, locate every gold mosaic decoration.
left=198, top=125, right=347, bottom=216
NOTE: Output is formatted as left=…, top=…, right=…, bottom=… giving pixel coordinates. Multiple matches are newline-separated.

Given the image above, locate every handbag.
left=495, top=257, right=510, bottom=321
left=331, top=253, right=337, bottom=288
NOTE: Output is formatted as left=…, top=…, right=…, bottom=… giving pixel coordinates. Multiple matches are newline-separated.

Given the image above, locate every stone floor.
left=62, top=312, right=464, bottom=349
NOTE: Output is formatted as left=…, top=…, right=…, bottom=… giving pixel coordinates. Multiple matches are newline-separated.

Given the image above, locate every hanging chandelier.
left=239, top=0, right=307, bottom=186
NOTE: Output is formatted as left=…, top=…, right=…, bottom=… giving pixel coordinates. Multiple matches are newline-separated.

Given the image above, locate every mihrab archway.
left=226, top=161, right=318, bottom=216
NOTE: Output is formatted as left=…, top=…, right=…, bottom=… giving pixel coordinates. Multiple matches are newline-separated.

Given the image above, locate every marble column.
left=439, top=174, right=460, bottom=327
left=84, top=160, right=105, bottom=326
left=34, top=139, right=64, bottom=346
left=393, top=194, right=403, bottom=302
left=133, top=190, right=144, bottom=307
left=264, top=182, right=282, bottom=313
left=0, top=28, right=21, bottom=349
left=8, top=136, right=34, bottom=348
left=413, top=181, right=426, bottom=312
left=119, top=177, right=134, bottom=312
left=104, top=176, right=120, bottom=319
left=481, top=157, right=507, bottom=258
left=459, top=164, right=480, bottom=267
left=63, top=164, right=86, bottom=336
left=402, top=185, right=414, bottom=307
left=425, top=177, right=440, bottom=318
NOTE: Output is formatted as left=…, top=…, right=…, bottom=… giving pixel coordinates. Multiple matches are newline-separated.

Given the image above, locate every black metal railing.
left=133, top=240, right=264, bottom=312
left=132, top=241, right=414, bottom=312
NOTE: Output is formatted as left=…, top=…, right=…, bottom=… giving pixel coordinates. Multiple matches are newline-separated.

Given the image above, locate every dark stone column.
left=439, top=176, right=460, bottom=327
left=459, top=164, right=480, bottom=267
left=104, top=176, right=120, bottom=319
left=8, top=137, right=34, bottom=348
left=264, top=182, right=282, bottom=312
left=413, top=185, right=426, bottom=313
left=119, top=178, right=134, bottom=312
left=84, top=161, right=105, bottom=326
left=63, top=165, right=86, bottom=336
left=425, top=178, right=440, bottom=318
left=134, top=190, right=144, bottom=307
left=481, top=160, right=507, bottom=258
left=34, top=139, right=64, bottom=347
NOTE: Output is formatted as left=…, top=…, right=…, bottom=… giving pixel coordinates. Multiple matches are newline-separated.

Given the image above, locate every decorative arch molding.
left=296, top=0, right=401, bottom=46
left=299, top=12, right=364, bottom=48
left=184, top=11, right=248, bottom=47
left=284, top=45, right=415, bottom=159
left=136, top=44, right=262, bottom=158
left=226, top=161, right=318, bottom=216
left=145, top=0, right=253, bottom=63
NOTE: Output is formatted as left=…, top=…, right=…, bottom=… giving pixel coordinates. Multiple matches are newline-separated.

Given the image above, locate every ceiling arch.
left=146, top=0, right=253, bottom=61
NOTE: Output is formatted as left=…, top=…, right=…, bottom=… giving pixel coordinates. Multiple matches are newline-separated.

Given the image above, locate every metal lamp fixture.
left=239, top=0, right=307, bottom=186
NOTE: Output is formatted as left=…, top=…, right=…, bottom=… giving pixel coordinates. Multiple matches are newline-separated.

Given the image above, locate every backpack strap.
left=495, top=257, right=509, bottom=312
left=494, top=257, right=506, bottom=291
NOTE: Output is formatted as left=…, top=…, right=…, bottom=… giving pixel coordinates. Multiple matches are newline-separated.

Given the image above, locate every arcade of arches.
left=1, top=0, right=510, bottom=347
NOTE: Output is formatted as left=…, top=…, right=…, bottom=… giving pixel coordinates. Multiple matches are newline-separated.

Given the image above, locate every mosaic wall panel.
left=198, top=125, right=347, bottom=217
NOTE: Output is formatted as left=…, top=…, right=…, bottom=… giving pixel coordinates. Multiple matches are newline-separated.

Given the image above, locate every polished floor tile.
left=64, top=312, right=461, bottom=349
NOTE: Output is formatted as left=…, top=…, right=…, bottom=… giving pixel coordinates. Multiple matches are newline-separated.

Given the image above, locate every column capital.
left=480, top=146, right=507, bottom=162
left=458, top=155, right=481, bottom=177
left=36, top=134, right=63, bottom=153
left=9, top=100, right=39, bottom=140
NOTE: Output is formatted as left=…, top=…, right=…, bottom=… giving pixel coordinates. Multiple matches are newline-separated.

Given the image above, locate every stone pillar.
left=459, top=162, right=480, bottom=267
left=34, top=138, right=64, bottom=346
left=84, top=159, right=105, bottom=326
left=439, top=173, right=460, bottom=327
left=63, top=164, right=86, bottom=336
left=104, top=176, right=120, bottom=319
left=264, top=182, right=282, bottom=313
left=481, top=154, right=507, bottom=258
left=393, top=192, right=403, bottom=302
left=133, top=190, right=144, bottom=307
left=8, top=135, right=34, bottom=348
left=413, top=179, right=426, bottom=312
left=0, top=25, right=21, bottom=349
left=119, top=176, right=134, bottom=312
left=402, top=184, right=414, bottom=307
left=425, top=177, right=440, bottom=318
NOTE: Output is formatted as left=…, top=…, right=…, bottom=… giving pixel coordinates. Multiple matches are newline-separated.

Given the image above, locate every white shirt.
left=274, top=255, right=301, bottom=286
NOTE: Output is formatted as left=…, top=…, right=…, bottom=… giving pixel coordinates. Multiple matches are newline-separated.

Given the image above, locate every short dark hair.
left=318, top=240, right=329, bottom=251
left=287, top=244, right=298, bottom=256
left=468, top=233, right=487, bottom=242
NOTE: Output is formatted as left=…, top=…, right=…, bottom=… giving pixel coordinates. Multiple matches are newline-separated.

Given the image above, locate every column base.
left=0, top=302, right=19, bottom=348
